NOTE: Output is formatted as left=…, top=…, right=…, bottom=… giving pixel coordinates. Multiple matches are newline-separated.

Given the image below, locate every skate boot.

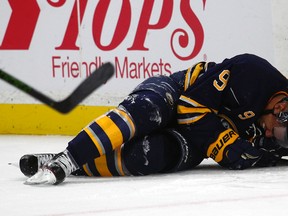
left=19, top=153, right=56, bottom=177
left=25, top=149, right=79, bottom=185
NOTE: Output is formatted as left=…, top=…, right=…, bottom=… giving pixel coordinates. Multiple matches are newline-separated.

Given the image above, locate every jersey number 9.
left=213, top=70, right=230, bottom=91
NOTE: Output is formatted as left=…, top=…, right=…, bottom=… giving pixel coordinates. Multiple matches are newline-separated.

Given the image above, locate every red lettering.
left=203, top=0, right=207, bottom=10
left=128, top=0, right=173, bottom=50
left=92, top=0, right=131, bottom=50
left=70, top=62, right=80, bottom=78
left=52, top=56, right=61, bottom=77
left=52, top=56, right=103, bottom=78
left=115, top=57, right=127, bottom=78
left=56, top=0, right=88, bottom=50
left=130, top=63, right=139, bottom=79
left=142, top=60, right=151, bottom=78
left=170, top=0, right=204, bottom=60
left=151, top=63, right=159, bottom=77
left=0, top=0, right=40, bottom=49
left=47, top=0, right=66, bottom=7
left=115, top=57, right=171, bottom=79
left=0, top=0, right=206, bottom=61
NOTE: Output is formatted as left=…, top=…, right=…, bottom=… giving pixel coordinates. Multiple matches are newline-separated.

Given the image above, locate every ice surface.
left=1, top=135, right=288, bottom=216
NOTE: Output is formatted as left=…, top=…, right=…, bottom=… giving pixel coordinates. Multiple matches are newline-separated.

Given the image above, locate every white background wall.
left=272, top=0, right=288, bottom=75
left=0, top=0, right=287, bottom=106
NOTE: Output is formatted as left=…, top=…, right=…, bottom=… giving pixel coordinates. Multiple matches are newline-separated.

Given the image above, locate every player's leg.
left=80, top=145, right=127, bottom=177
left=122, top=130, right=182, bottom=175
left=67, top=75, right=180, bottom=165
left=22, top=128, right=203, bottom=183
left=24, top=75, right=181, bottom=184
left=122, top=128, right=204, bottom=175
left=78, top=129, right=184, bottom=177
left=21, top=130, right=181, bottom=178
left=76, top=132, right=179, bottom=177
left=62, top=76, right=180, bottom=178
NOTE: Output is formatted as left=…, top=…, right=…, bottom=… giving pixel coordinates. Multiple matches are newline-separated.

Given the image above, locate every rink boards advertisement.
left=0, top=0, right=277, bottom=134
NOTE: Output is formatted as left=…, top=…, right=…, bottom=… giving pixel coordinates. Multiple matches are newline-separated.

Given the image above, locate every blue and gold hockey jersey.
left=171, top=53, right=287, bottom=161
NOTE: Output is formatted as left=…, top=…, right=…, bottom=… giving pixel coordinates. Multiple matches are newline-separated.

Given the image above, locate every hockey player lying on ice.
left=20, top=53, right=288, bottom=185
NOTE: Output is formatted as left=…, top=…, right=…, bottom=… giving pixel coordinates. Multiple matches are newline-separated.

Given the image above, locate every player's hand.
left=254, top=148, right=279, bottom=167
left=218, top=138, right=262, bottom=169
left=254, top=136, right=288, bottom=156
left=218, top=138, right=285, bottom=169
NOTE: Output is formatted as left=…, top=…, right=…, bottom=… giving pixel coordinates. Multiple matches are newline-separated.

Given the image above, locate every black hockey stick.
left=0, top=62, right=114, bottom=113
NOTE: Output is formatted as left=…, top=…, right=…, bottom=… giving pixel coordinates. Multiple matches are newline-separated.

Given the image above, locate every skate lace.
left=38, top=154, right=55, bottom=167
left=55, top=150, right=78, bottom=176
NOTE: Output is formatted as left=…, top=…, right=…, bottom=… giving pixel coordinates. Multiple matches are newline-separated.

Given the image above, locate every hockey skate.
left=25, top=149, right=79, bottom=185
left=19, top=153, right=56, bottom=177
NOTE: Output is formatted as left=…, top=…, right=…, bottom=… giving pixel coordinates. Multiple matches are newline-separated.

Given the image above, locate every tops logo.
left=0, top=0, right=206, bottom=61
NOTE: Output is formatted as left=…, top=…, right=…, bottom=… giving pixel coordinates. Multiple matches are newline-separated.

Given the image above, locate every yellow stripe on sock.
left=94, top=155, right=112, bottom=177
left=96, top=115, right=124, bottom=150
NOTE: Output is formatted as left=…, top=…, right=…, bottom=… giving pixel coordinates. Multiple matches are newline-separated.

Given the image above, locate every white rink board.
left=0, top=0, right=287, bottom=106
left=0, top=135, right=288, bottom=216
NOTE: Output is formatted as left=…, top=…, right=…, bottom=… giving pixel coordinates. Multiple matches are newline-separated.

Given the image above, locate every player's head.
left=259, top=94, right=288, bottom=148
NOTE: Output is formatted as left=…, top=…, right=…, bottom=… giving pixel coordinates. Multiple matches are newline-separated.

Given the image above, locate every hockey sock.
left=80, top=131, right=181, bottom=177
left=67, top=108, right=135, bottom=167
left=81, top=145, right=127, bottom=177
left=68, top=86, right=178, bottom=168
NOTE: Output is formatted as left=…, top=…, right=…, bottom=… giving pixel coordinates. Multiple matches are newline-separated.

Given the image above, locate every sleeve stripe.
left=177, top=95, right=218, bottom=124
left=189, top=63, right=204, bottom=86
left=177, top=105, right=212, bottom=114
left=178, top=96, right=217, bottom=113
left=179, top=95, right=204, bottom=107
left=184, top=62, right=205, bottom=91
left=177, top=113, right=207, bottom=124
left=184, top=67, right=192, bottom=91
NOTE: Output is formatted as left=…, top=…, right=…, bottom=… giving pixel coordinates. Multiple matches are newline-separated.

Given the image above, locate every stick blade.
left=0, top=62, right=114, bottom=114
left=54, top=62, right=115, bottom=113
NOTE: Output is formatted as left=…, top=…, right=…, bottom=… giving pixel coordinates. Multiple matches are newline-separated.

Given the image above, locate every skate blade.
left=8, top=162, right=19, bottom=168
left=24, top=169, right=56, bottom=185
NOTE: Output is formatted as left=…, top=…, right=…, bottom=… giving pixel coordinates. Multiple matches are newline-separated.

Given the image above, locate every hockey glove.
left=219, top=138, right=285, bottom=169
left=218, top=138, right=263, bottom=169
left=207, top=129, right=285, bottom=169
left=206, top=129, right=261, bottom=169
left=252, top=136, right=288, bottom=167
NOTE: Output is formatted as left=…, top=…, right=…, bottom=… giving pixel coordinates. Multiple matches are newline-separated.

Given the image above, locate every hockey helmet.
left=262, top=97, right=288, bottom=148
left=272, top=109, right=288, bottom=148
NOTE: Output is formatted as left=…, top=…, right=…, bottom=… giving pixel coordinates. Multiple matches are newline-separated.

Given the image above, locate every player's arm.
left=180, top=112, right=281, bottom=170
left=206, top=128, right=285, bottom=169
